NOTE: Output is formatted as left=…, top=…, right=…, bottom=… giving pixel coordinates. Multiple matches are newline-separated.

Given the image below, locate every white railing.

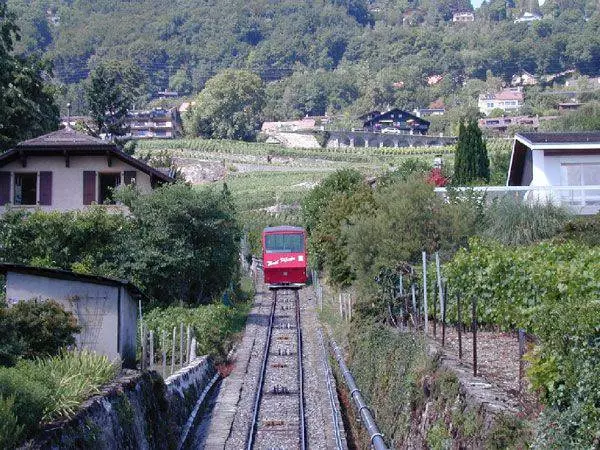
left=434, top=185, right=600, bottom=215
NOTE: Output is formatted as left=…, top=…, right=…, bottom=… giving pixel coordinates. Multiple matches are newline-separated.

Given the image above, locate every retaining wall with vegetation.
left=23, top=357, right=217, bottom=450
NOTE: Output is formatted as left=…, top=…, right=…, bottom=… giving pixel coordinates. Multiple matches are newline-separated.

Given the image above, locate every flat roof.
left=0, top=263, right=147, bottom=299
left=516, top=132, right=600, bottom=146
left=263, top=226, right=305, bottom=233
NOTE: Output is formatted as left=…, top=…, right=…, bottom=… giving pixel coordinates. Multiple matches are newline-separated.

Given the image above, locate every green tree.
left=184, top=69, right=264, bottom=141
left=453, top=119, right=489, bottom=185
left=117, top=183, right=241, bottom=305
left=85, top=61, right=146, bottom=137
left=0, top=3, right=58, bottom=151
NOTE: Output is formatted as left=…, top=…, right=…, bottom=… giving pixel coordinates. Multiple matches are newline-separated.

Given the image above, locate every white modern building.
left=478, top=88, right=524, bottom=116
left=435, top=132, right=600, bottom=214
left=507, top=133, right=600, bottom=213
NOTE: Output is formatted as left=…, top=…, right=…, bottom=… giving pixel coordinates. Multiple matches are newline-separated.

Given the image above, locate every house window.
left=487, top=102, right=494, bottom=108
left=14, top=173, right=37, bottom=205
left=561, top=163, right=600, bottom=186
left=99, top=173, right=121, bottom=204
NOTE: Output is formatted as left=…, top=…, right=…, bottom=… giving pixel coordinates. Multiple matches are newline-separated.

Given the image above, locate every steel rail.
left=295, top=289, right=307, bottom=450
left=246, top=290, right=277, bottom=450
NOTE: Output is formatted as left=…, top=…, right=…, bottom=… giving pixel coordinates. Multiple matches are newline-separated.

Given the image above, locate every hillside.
left=6, top=0, right=600, bottom=119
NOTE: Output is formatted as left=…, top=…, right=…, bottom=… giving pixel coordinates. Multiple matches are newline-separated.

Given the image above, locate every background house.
left=478, top=87, right=524, bottom=116
left=0, top=127, right=174, bottom=212
left=514, top=12, right=542, bottom=23
left=452, top=12, right=474, bottom=22
left=362, top=108, right=430, bottom=134
left=0, top=263, right=142, bottom=368
left=127, top=107, right=182, bottom=139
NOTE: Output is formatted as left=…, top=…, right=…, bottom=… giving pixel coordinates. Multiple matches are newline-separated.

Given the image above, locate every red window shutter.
left=124, top=170, right=137, bottom=185
left=0, top=172, right=10, bottom=205
left=39, top=171, right=52, bottom=205
left=83, top=171, right=97, bottom=205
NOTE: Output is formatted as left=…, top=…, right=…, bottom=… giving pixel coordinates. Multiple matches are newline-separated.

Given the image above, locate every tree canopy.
left=453, top=119, right=490, bottom=185
left=6, top=0, right=600, bottom=127
left=184, top=70, right=264, bottom=141
left=0, top=2, right=57, bottom=150
left=85, top=61, right=146, bottom=136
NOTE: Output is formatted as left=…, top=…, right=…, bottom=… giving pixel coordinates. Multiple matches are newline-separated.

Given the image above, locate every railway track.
left=246, top=288, right=306, bottom=450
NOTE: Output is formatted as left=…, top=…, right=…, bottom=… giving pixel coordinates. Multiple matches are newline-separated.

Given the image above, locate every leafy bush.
left=480, top=196, right=571, bottom=245
left=6, top=301, right=80, bottom=360
left=143, top=303, right=249, bottom=361
left=0, top=351, right=119, bottom=447
left=0, top=307, right=24, bottom=367
left=0, top=396, right=23, bottom=450
left=556, top=213, right=600, bottom=247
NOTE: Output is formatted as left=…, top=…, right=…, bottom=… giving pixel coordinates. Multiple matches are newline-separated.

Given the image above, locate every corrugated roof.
left=0, top=263, right=147, bottom=299
left=263, top=226, right=306, bottom=233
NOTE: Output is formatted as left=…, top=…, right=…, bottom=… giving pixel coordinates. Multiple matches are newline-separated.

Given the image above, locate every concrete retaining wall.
left=23, top=357, right=217, bottom=450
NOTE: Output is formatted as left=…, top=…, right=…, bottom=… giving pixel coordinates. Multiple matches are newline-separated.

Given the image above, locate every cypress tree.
left=453, top=119, right=489, bottom=185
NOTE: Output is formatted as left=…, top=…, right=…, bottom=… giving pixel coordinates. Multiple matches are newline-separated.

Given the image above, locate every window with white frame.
left=561, top=163, right=600, bottom=186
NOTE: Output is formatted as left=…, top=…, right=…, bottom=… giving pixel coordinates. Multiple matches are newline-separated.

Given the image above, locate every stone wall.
left=23, top=357, right=217, bottom=450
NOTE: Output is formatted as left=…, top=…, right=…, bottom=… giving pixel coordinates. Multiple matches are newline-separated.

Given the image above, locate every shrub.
left=7, top=300, right=80, bottom=360
left=0, top=307, right=24, bottom=366
left=0, top=351, right=119, bottom=447
left=0, top=367, right=51, bottom=440
left=480, top=196, right=571, bottom=245
left=0, top=396, right=23, bottom=449
left=445, top=239, right=600, bottom=444
left=143, top=303, right=249, bottom=361
left=556, top=213, right=600, bottom=246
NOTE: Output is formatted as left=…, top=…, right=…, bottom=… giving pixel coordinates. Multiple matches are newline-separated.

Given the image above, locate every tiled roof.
left=481, top=90, right=524, bottom=101
left=17, top=127, right=110, bottom=148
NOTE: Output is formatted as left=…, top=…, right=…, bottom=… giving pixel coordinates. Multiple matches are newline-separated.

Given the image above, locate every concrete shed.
left=0, top=263, right=144, bottom=368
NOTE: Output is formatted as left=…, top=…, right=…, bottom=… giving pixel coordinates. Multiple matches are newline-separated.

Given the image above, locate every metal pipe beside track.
left=330, top=338, right=389, bottom=450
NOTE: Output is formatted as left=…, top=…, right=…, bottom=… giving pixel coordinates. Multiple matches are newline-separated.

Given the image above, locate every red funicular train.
left=262, top=226, right=308, bottom=288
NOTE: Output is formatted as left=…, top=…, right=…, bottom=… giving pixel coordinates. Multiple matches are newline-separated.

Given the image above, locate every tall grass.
left=481, top=196, right=572, bottom=245
left=0, top=351, right=120, bottom=447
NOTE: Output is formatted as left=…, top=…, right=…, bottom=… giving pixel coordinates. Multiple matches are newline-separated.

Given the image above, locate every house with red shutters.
left=0, top=127, right=174, bottom=212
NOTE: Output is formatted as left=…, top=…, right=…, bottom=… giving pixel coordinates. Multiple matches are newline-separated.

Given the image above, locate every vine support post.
left=422, top=251, right=428, bottom=334
left=457, top=292, right=463, bottom=360
left=141, top=323, right=147, bottom=371
left=472, top=296, right=478, bottom=377
left=411, top=283, right=418, bottom=328
left=186, top=325, right=191, bottom=363
left=148, top=330, right=154, bottom=370
left=171, top=326, right=176, bottom=375
left=179, top=322, right=184, bottom=368
left=442, top=280, right=447, bottom=347
left=518, top=329, right=526, bottom=391
left=435, top=252, right=444, bottom=322
left=161, top=331, right=167, bottom=378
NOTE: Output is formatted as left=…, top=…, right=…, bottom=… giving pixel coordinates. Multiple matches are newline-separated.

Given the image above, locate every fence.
left=139, top=321, right=197, bottom=378
left=435, top=185, right=600, bottom=215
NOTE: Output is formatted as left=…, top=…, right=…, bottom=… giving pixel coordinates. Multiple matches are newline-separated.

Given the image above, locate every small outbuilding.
left=0, top=263, right=143, bottom=368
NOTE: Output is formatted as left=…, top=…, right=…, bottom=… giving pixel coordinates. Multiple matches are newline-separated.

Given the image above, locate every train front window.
left=265, top=233, right=304, bottom=253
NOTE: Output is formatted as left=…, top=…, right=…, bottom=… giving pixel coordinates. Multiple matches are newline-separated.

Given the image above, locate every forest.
left=6, top=0, right=600, bottom=121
